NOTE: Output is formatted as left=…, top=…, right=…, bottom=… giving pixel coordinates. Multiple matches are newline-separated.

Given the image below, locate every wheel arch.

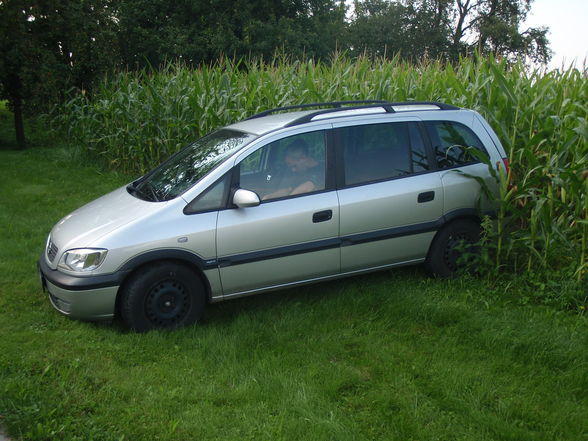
left=114, top=250, right=214, bottom=316
left=441, top=208, right=484, bottom=226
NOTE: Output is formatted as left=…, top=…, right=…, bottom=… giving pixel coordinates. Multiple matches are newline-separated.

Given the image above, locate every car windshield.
left=128, top=129, right=257, bottom=202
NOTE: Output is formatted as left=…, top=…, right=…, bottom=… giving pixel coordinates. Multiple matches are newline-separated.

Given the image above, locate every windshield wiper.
left=127, top=176, right=161, bottom=202
left=126, top=180, right=139, bottom=196
left=135, top=181, right=160, bottom=202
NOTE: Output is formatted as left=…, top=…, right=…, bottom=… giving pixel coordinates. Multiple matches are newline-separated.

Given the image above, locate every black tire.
left=120, top=262, right=206, bottom=332
left=425, top=219, right=481, bottom=277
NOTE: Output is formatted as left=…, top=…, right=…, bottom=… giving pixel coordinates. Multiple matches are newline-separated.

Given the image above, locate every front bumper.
left=38, top=256, right=121, bottom=321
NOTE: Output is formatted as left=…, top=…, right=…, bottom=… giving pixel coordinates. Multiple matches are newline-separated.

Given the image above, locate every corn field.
left=50, top=54, right=587, bottom=301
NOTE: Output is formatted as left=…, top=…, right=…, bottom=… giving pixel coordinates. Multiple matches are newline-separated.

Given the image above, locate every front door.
left=216, top=129, right=340, bottom=296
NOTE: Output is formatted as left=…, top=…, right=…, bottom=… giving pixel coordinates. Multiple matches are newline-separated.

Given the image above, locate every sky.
left=523, top=0, right=588, bottom=69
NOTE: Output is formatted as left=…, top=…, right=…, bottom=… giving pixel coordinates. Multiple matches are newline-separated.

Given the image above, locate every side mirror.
left=233, top=189, right=260, bottom=208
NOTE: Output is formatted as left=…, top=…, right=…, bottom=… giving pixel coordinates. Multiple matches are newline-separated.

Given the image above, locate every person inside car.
left=262, top=139, right=324, bottom=200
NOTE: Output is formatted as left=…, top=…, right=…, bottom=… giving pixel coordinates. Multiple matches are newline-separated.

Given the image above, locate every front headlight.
left=58, top=249, right=108, bottom=272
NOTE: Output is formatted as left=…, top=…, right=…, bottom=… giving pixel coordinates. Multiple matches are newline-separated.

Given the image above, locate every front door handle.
left=313, top=210, right=333, bottom=223
left=418, top=191, right=435, bottom=203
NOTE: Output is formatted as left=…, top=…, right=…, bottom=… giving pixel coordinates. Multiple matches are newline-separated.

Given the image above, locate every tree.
left=116, top=0, right=348, bottom=68
left=473, top=0, right=550, bottom=63
left=0, top=1, right=36, bottom=148
left=348, top=0, right=458, bottom=60
left=440, top=0, right=551, bottom=62
left=348, top=0, right=551, bottom=63
left=0, top=0, right=118, bottom=148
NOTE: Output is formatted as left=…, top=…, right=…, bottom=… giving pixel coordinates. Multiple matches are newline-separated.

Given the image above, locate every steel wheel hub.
left=145, top=280, right=189, bottom=326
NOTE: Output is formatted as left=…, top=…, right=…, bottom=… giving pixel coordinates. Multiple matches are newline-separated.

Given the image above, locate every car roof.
left=226, top=110, right=317, bottom=136
left=225, top=101, right=463, bottom=136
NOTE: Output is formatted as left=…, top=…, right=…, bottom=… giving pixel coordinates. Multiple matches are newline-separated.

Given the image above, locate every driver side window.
left=238, top=131, right=326, bottom=201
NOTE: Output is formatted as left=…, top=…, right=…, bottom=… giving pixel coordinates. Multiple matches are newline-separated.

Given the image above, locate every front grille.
left=47, top=239, right=58, bottom=263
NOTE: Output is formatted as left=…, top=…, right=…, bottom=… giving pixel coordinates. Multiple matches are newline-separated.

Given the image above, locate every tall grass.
left=49, top=54, right=587, bottom=304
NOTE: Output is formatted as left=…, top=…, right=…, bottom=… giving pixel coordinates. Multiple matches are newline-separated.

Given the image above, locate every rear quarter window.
left=425, top=121, right=487, bottom=169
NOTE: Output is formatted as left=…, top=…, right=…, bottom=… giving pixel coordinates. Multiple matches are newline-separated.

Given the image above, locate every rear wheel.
left=120, top=262, right=206, bottom=332
left=425, top=219, right=481, bottom=277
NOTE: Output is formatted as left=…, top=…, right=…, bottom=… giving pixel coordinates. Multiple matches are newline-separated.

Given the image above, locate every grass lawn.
left=0, top=134, right=586, bottom=440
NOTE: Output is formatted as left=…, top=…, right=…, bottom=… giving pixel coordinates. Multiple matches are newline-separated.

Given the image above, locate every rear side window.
left=338, top=122, right=430, bottom=186
left=425, top=121, right=487, bottom=169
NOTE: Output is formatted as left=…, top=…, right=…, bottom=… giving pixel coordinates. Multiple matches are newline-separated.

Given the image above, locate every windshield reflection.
left=130, top=129, right=256, bottom=202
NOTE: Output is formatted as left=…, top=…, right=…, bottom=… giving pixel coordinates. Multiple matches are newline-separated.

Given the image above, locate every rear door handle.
left=417, top=191, right=435, bottom=203
left=313, top=210, right=333, bottom=223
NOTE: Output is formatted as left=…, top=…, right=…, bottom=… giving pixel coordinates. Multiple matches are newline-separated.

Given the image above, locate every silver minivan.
left=39, top=101, right=508, bottom=331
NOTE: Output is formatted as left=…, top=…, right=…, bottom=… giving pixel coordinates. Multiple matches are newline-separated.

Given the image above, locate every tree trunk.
left=453, top=0, right=471, bottom=48
left=13, top=95, right=26, bottom=149
left=477, top=0, right=498, bottom=54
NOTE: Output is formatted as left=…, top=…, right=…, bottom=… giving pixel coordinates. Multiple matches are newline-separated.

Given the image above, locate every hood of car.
left=48, top=186, right=166, bottom=266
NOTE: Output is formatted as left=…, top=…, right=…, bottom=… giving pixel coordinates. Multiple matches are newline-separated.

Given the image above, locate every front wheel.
left=120, top=262, right=206, bottom=332
left=425, top=219, right=481, bottom=277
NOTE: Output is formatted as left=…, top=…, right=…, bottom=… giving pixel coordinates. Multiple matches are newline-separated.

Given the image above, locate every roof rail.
left=245, top=100, right=459, bottom=126
left=289, top=101, right=460, bottom=127
left=245, top=100, right=390, bottom=120
left=388, top=101, right=459, bottom=111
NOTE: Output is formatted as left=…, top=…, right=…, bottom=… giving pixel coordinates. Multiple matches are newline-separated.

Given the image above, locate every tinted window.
left=339, top=122, right=430, bottom=186
left=409, top=123, right=430, bottom=173
left=239, top=131, right=326, bottom=201
left=425, top=121, right=486, bottom=169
